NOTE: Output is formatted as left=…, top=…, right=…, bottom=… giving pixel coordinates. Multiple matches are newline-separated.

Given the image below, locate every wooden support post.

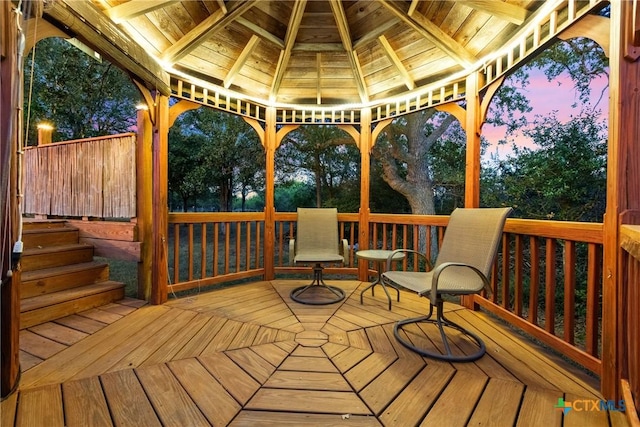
left=150, top=94, right=169, bottom=304
left=136, top=106, right=153, bottom=301
left=464, top=72, right=481, bottom=209
left=461, top=72, right=481, bottom=309
left=1, top=0, right=21, bottom=399
left=263, top=107, right=277, bottom=280
left=358, top=109, right=372, bottom=281
left=602, top=0, right=640, bottom=401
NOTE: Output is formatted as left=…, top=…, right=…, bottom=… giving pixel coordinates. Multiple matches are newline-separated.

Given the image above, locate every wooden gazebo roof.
left=41, top=0, right=602, bottom=122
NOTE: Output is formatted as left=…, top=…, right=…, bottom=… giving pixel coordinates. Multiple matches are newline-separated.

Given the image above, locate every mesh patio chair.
left=382, top=207, right=512, bottom=362
left=289, top=208, right=349, bottom=305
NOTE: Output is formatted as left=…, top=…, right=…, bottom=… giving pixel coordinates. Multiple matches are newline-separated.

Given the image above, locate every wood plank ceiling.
left=90, top=0, right=543, bottom=107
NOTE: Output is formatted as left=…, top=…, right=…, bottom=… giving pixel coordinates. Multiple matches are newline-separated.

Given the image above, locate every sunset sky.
left=481, top=68, right=609, bottom=162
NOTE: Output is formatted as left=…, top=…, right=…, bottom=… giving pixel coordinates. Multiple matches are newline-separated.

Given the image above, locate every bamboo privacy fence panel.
left=22, top=133, right=136, bottom=218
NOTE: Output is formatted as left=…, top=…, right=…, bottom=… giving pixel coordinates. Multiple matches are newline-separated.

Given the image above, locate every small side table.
left=357, top=249, right=405, bottom=310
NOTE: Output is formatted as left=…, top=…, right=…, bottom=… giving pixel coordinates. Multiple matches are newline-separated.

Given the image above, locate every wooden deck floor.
left=2, top=280, right=629, bottom=426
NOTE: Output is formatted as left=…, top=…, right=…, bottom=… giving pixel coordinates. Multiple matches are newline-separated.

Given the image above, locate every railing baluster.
left=530, top=236, right=540, bottom=326
left=564, top=241, right=576, bottom=344
left=246, top=221, right=251, bottom=270
left=514, top=234, right=523, bottom=316
left=501, top=233, right=510, bottom=309
left=213, top=223, right=219, bottom=276
left=256, top=222, right=262, bottom=268
left=491, top=261, right=499, bottom=303
left=225, top=222, right=231, bottom=274
left=415, top=225, right=421, bottom=271
left=586, top=242, right=600, bottom=355
left=382, top=224, right=388, bottom=249
left=188, top=224, right=194, bottom=281
left=201, top=223, right=207, bottom=279
left=173, top=224, right=180, bottom=284
left=236, top=222, right=241, bottom=273
left=278, top=222, right=284, bottom=267
left=545, top=238, right=557, bottom=334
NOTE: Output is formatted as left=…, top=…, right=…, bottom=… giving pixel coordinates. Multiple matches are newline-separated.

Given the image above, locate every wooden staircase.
left=19, top=219, right=125, bottom=329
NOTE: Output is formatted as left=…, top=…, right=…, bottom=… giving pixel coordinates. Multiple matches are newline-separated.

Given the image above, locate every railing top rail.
left=370, top=213, right=450, bottom=226
left=24, top=132, right=136, bottom=149
left=274, top=212, right=360, bottom=222
left=168, top=211, right=604, bottom=244
left=168, top=212, right=265, bottom=223
left=505, top=218, right=603, bottom=243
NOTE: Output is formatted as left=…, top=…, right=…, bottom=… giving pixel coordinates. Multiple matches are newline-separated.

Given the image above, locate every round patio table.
left=357, top=249, right=405, bottom=310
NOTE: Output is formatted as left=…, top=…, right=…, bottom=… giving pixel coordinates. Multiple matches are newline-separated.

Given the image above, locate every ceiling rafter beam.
left=214, top=0, right=227, bottom=14
left=106, top=0, right=180, bottom=23
left=353, top=17, right=400, bottom=50
left=379, top=0, right=477, bottom=68
left=458, top=0, right=528, bottom=25
left=408, top=0, right=420, bottom=16
left=378, top=35, right=414, bottom=90
left=236, top=17, right=285, bottom=49
left=224, top=34, right=260, bottom=89
left=328, top=0, right=368, bottom=103
left=270, top=0, right=307, bottom=101
left=162, top=0, right=256, bottom=65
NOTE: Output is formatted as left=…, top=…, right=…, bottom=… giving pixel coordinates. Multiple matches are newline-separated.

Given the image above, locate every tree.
left=169, top=108, right=264, bottom=212
left=167, top=126, right=209, bottom=211
left=372, top=109, right=457, bottom=215
left=23, top=37, right=138, bottom=143
left=277, top=125, right=357, bottom=208
left=494, top=111, right=607, bottom=222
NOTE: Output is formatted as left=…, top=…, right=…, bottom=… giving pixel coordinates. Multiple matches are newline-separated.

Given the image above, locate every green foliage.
left=168, top=126, right=210, bottom=211
left=492, top=111, right=607, bottom=222
left=168, top=107, right=264, bottom=211
left=277, top=125, right=359, bottom=207
left=23, top=37, right=138, bottom=143
left=274, top=181, right=315, bottom=212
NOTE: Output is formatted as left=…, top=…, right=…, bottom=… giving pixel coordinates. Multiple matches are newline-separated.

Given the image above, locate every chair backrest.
left=296, top=208, right=340, bottom=255
left=435, top=207, right=512, bottom=277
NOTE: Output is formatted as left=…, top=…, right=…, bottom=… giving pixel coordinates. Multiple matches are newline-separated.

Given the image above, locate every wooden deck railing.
left=620, top=225, right=640, bottom=417
left=167, top=212, right=265, bottom=293
left=478, top=219, right=604, bottom=375
left=167, top=211, right=605, bottom=376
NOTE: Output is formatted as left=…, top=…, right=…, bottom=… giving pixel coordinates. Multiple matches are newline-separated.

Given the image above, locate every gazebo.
left=1, top=0, right=639, bottom=423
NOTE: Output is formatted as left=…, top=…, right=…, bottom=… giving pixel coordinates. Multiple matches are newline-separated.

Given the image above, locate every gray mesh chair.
left=382, top=207, right=512, bottom=362
left=289, top=208, right=349, bottom=304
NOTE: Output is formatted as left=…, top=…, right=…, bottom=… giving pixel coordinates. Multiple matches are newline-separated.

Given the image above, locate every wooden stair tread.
left=23, top=225, right=79, bottom=235
left=21, top=282, right=125, bottom=313
left=21, top=261, right=108, bottom=282
left=23, top=243, right=94, bottom=255
left=22, top=219, right=68, bottom=229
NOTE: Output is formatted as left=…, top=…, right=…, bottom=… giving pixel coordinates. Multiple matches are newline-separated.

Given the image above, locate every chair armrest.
left=429, top=262, right=490, bottom=306
left=385, top=249, right=431, bottom=272
left=341, top=239, right=349, bottom=265
left=289, top=239, right=295, bottom=266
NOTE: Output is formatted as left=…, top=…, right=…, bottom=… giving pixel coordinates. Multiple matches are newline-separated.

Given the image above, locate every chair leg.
left=393, top=298, right=486, bottom=362
left=290, top=263, right=345, bottom=305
